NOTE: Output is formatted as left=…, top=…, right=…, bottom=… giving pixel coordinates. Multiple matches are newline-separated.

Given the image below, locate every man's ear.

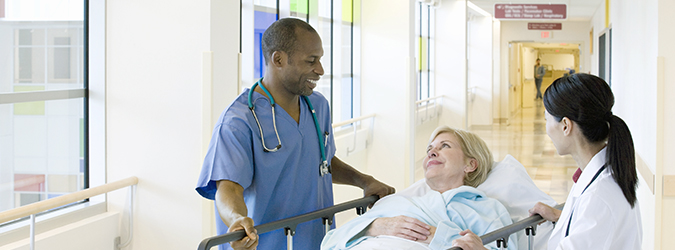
left=270, top=51, right=287, bottom=68
left=465, top=158, right=478, bottom=173
left=561, top=117, right=573, bottom=136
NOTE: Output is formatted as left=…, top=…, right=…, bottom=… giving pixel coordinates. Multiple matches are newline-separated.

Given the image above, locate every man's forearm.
left=330, top=156, right=372, bottom=188
left=215, top=180, right=249, bottom=226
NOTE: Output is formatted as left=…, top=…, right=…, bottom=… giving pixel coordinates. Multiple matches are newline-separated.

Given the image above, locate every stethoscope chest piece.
left=319, top=161, right=331, bottom=177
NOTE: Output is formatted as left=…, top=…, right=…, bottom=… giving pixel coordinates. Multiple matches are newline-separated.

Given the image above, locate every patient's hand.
left=452, top=229, right=488, bottom=250
left=418, top=225, right=437, bottom=244
left=529, top=202, right=561, bottom=223
left=365, top=215, right=431, bottom=241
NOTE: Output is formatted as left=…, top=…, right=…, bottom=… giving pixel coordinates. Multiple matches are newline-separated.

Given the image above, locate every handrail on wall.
left=332, top=113, right=376, bottom=128
left=415, top=95, right=444, bottom=105
left=416, top=95, right=444, bottom=123
left=0, top=177, right=138, bottom=250
left=197, top=195, right=378, bottom=250
left=0, top=177, right=138, bottom=224
left=446, top=203, right=565, bottom=250
left=332, top=114, right=376, bottom=156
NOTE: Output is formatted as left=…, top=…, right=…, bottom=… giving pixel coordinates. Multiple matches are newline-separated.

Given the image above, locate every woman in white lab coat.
left=452, top=73, right=642, bottom=250
left=532, top=72, right=643, bottom=249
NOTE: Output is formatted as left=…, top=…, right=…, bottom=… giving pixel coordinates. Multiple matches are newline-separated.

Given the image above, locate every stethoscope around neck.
left=247, top=78, right=331, bottom=176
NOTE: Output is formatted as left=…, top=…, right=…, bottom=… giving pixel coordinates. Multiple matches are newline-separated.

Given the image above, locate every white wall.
left=521, top=47, right=537, bottom=80
left=657, top=0, right=675, bottom=248
left=600, top=0, right=664, bottom=249
left=467, top=14, right=493, bottom=127
left=3, top=0, right=83, bottom=21
left=436, top=0, right=467, bottom=129
left=491, top=21, right=501, bottom=123
left=0, top=212, right=119, bottom=250
left=607, top=2, right=657, bottom=249
left=498, top=21, right=590, bottom=120
left=589, top=2, right=604, bottom=76
left=105, top=0, right=240, bottom=249
left=539, top=54, right=575, bottom=71
left=360, top=0, right=415, bottom=191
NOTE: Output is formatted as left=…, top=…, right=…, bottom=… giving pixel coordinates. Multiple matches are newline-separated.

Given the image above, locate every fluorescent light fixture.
left=468, top=1, right=491, bottom=17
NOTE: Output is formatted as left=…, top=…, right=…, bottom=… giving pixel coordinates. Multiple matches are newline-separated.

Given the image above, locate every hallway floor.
left=471, top=104, right=578, bottom=204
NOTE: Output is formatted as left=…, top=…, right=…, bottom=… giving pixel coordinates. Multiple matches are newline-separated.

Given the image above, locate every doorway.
left=508, top=42, right=580, bottom=114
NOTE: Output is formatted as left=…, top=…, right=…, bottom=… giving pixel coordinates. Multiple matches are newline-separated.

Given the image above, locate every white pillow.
left=396, top=154, right=557, bottom=250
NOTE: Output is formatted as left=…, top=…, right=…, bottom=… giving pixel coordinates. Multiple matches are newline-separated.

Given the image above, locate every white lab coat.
left=548, top=147, right=642, bottom=249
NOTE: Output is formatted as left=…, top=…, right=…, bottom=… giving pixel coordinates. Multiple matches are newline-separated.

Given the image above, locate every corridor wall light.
left=468, top=1, right=491, bottom=17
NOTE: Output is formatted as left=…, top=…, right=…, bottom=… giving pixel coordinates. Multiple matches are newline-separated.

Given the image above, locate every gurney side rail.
left=197, top=195, right=378, bottom=250
left=447, top=203, right=565, bottom=250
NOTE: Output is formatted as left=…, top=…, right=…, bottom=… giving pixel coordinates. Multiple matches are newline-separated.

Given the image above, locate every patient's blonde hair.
left=428, top=126, right=493, bottom=187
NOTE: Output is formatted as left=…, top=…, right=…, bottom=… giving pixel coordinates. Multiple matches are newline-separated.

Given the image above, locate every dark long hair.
left=543, top=73, right=637, bottom=207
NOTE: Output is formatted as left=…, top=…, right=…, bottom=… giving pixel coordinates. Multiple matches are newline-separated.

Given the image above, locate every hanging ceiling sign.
left=528, top=23, right=563, bottom=30
left=494, top=4, right=567, bottom=20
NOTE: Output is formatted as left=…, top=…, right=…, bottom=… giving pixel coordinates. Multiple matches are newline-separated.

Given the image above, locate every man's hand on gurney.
left=528, top=202, right=561, bottom=223
left=452, top=229, right=488, bottom=250
left=362, top=177, right=396, bottom=207
left=365, top=215, right=432, bottom=242
left=227, top=216, right=258, bottom=250
left=329, top=157, right=395, bottom=207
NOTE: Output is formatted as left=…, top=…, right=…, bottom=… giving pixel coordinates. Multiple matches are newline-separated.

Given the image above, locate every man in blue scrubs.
left=196, top=18, right=395, bottom=250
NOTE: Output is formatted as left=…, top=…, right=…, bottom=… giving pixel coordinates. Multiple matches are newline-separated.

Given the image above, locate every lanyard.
left=565, top=164, right=607, bottom=237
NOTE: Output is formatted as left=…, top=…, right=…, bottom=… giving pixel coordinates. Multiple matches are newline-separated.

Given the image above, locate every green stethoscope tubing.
left=248, top=78, right=328, bottom=174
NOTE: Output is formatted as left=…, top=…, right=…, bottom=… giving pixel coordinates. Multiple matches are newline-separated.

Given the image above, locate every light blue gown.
left=321, top=186, right=518, bottom=250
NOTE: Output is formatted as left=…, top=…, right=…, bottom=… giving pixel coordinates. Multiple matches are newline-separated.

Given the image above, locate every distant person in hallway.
left=195, top=18, right=394, bottom=250
left=453, top=73, right=643, bottom=250
left=534, top=58, right=545, bottom=100
left=321, top=126, right=517, bottom=250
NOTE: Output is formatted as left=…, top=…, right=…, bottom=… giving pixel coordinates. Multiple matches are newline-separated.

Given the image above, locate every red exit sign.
left=495, top=4, right=567, bottom=20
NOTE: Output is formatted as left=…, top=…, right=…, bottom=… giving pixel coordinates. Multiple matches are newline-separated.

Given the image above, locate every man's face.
left=279, top=29, right=325, bottom=97
left=536, top=60, right=541, bottom=66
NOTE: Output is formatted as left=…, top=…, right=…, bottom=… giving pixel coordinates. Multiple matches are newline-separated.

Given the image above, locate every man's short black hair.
left=262, top=18, right=318, bottom=64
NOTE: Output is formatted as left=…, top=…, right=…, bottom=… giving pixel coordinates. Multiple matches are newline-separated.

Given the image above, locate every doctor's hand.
left=452, top=229, right=488, bottom=250
left=529, top=202, right=561, bottom=223
left=227, top=216, right=258, bottom=250
left=362, top=176, right=395, bottom=207
left=365, top=215, right=431, bottom=242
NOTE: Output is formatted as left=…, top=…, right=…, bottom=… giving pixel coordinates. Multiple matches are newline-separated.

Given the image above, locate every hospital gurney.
left=196, top=195, right=563, bottom=250
left=197, top=154, right=560, bottom=250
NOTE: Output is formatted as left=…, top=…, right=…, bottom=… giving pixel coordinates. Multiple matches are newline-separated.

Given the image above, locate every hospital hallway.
left=471, top=105, right=577, bottom=204
left=3, top=0, right=675, bottom=249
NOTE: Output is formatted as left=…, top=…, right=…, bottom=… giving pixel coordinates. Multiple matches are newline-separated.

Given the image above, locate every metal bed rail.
left=447, top=203, right=565, bottom=250
left=197, top=195, right=378, bottom=250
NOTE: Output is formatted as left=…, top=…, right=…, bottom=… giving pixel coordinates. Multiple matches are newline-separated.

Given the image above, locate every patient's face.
left=423, top=132, right=470, bottom=188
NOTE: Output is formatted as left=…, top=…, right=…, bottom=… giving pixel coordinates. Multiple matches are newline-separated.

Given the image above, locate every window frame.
left=0, top=0, right=106, bottom=233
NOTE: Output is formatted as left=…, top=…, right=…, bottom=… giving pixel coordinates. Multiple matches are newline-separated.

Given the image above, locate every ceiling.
left=468, top=0, right=604, bottom=21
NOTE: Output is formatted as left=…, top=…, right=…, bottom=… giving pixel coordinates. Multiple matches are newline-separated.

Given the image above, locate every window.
left=0, top=0, right=87, bottom=219
left=242, top=0, right=359, bottom=123
left=415, top=2, right=435, bottom=101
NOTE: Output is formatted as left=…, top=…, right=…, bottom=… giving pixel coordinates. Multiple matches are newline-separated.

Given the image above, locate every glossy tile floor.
left=470, top=104, right=578, bottom=204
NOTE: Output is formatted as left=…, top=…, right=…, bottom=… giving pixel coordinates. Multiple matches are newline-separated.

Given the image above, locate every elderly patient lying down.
left=321, top=126, right=518, bottom=250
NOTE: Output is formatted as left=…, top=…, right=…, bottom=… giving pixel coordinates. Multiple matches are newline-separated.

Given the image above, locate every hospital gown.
left=321, top=186, right=517, bottom=250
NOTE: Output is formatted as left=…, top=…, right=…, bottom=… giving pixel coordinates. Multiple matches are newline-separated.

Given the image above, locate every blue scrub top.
left=196, top=89, right=337, bottom=250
